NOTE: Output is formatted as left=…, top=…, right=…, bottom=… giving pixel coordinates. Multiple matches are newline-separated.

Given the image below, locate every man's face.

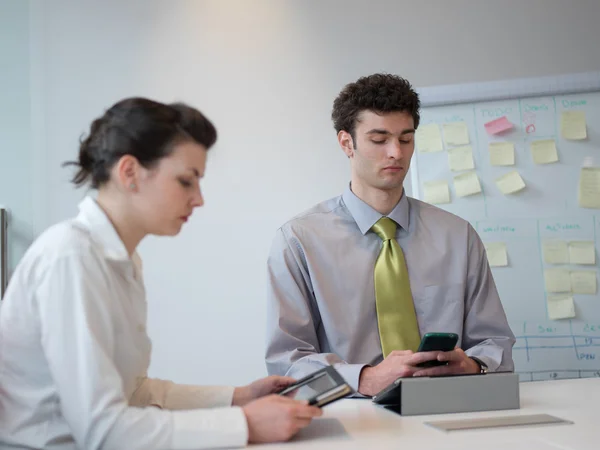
left=340, top=110, right=415, bottom=192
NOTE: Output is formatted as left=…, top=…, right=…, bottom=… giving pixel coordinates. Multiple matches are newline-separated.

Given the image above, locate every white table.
left=254, top=378, right=599, bottom=450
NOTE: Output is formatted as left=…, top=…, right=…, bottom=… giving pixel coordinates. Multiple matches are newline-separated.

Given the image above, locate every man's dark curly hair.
left=331, top=73, right=420, bottom=140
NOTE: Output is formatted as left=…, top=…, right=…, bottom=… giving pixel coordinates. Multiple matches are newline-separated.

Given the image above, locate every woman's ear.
left=114, top=155, right=140, bottom=192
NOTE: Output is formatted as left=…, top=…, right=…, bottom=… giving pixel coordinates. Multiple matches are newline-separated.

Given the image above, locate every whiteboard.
left=411, top=72, right=600, bottom=381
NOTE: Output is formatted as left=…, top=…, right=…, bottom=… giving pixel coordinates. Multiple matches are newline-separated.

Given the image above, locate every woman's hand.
left=232, top=375, right=297, bottom=406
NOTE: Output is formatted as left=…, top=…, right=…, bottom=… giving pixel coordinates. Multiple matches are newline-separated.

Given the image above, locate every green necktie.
left=372, top=217, right=421, bottom=357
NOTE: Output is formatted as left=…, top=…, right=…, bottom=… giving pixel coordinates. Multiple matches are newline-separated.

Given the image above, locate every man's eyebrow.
left=366, top=129, right=391, bottom=135
left=365, top=128, right=415, bottom=135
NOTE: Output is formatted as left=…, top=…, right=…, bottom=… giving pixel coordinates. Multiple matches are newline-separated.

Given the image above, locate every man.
left=265, top=73, right=515, bottom=397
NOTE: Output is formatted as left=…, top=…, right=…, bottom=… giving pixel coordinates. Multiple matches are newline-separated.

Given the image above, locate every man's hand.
left=358, top=350, right=444, bottom=396
left=233, top=375, right=296, bottom=406
left=412, top=348, right=480, bottom=377
left=358, top=348, right=481, bottom=396
left=242, top=395, right=323, bottom=444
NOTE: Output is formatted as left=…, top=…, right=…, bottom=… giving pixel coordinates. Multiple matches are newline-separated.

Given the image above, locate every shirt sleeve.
left=264, top=228, right=366, bottom=392
left=37, top=252, right=248, bottom=450
left=130, top=378, right=235, bottom=410
left=462, top=225, right=516, bottom=372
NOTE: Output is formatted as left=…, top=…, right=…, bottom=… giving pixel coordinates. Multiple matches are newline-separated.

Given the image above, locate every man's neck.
left=350, top=180, right=404, bottom=216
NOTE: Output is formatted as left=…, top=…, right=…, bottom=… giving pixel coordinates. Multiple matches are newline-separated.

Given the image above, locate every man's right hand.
left=358, top=349, right=444, bottom=396
left=242, top=394, right=323, bottom=443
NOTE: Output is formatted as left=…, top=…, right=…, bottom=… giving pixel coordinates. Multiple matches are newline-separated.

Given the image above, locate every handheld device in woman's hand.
left=415, top=332, right=459, bottom=368
left=278, top=366, right=354, bottom=407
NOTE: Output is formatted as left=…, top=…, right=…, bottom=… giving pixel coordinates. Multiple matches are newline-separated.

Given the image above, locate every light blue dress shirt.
left=265, top=185, right=515, bottom=392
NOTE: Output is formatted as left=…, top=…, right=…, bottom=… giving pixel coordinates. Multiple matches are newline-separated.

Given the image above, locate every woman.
left=0, top=98, right=321, bottom=449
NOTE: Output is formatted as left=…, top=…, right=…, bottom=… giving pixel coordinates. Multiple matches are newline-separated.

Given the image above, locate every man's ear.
left=338, top=130, right=354, bottom=159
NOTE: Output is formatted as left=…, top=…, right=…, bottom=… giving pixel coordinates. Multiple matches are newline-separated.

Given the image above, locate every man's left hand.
left=233, top=376, right=297, bottom=406
left=411, top=348, right=480, bottom=377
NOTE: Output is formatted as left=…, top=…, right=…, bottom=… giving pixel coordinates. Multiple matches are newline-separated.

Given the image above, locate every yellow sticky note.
left=569, top=241, right=596, bottom=265
left=423, top=180, right=451, bottom=205
left=530, top=139, right=558, bottom=164
left=489, top=142, right=515, bottom=166
left=484, top=242, right=508, bottom=267
left=578, top=167, right=600, bottom=209
left=542, top=240, right=569, bottom=264
left=416, top=124, right=443, bottom=153
left=448, top=146, right=475, bottom=172
left=495, top=171, right=526, bottom=195
left=547, top=294, right=576, bottom=320
left=561, top=111, right=587, bottom=140
left=570, top=271, right=597, bottom=294
left=443, top=122, right=470, bottom=146
left=544, top=269, right=571, bottom=293
left=453, top=172, right=482, bottom=197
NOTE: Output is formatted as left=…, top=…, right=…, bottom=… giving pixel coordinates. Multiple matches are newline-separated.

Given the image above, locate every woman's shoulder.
left=5, top=219, right=103, bottom=300
left=20, top=219, right=98, bottom=271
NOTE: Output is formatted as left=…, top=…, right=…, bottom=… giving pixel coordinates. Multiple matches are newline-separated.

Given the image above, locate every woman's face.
left=134, top=139, right=207, bottom=236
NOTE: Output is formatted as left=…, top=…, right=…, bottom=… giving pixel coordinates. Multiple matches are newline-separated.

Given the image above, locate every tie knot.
left=371, top=217, right=397, bottom=241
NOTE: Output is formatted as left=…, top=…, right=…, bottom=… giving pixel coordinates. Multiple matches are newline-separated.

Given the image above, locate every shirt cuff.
left=333, top=363, right=368, bottom=394
left=132, top=378, right=237, bottom=410
left=166, top=385, right=236, bottom=410
left=465, top=346, right=502, bottom=372
left=171, top=406, right=248, bottom=449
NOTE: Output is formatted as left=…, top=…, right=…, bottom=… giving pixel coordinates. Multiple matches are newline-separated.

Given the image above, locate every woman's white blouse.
left=0, top=197, right=248, bottom=449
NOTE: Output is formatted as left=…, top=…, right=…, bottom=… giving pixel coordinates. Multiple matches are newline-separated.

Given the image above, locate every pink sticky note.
left=484, top=116, right=513, bottom=135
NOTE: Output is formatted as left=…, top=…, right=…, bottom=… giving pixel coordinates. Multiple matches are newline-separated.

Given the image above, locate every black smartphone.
left=415, top=332, right=459, bottom=368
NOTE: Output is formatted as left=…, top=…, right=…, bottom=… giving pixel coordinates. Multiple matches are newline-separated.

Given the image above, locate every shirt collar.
left=342, top=183, right=410, bottom=235
left=75, top=196, right=142, bottom=269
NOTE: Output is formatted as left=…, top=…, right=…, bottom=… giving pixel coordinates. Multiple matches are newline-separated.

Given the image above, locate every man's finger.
left=437, top=349, right=463, bottom=362
left=413, top=365, right=457, bottom=377
left=406, top=351, right=442, bottom=365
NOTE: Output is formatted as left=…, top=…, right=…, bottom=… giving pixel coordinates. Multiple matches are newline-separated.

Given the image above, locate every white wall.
left=26, top=0, right=600, bottom=385
left=0, top=0, right=33, bottom=279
